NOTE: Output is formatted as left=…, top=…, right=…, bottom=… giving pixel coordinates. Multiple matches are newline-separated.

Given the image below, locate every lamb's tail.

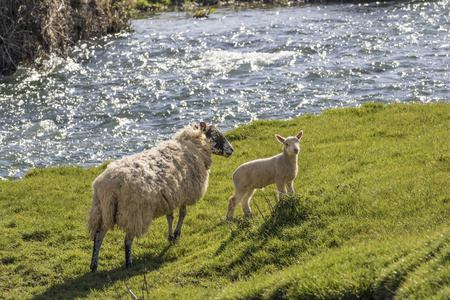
left=87, top=186, right=117, bottom=240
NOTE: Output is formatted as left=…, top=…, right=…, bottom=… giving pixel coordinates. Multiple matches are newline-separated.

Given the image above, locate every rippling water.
left=0, top=1, right=449, bottom=179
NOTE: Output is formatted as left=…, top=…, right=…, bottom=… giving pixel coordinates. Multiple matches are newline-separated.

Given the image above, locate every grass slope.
left=0, top=102, right=449, bottom=299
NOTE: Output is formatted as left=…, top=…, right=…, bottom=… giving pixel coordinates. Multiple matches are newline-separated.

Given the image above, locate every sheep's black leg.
left=125, top=234, right=134, bottom=268
left=90, top=230, right=106, bottom=273
left=166, top=211, right=175, bottom=241
left=173, top=205, right=187, bottom=240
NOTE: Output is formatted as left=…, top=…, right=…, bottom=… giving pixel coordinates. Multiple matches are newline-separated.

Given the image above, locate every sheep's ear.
left=276, top=134, right=285, bottom=143
left=297, top=130, right=303, bottom=140
left=200, top=122, right=207, bottom=131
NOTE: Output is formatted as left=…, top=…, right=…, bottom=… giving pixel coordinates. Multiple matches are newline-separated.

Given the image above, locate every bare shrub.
left=0, top=0, right=131, bottom=76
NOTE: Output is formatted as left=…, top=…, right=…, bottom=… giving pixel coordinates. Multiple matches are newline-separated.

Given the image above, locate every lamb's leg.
left=90, top=230, right=106, bottom=272
left=125, top=234, right=134, bottom=268
left=240, top=189, right=255, bottom=217
left=226, top=195, right=238, bottom=221
left=226, top=188, right=253, bottom=220
left=287, top=181, right=295, bottom=194
left=276, top=180, right=287, bottom=196
left=226, top=191, right=243, bottom=220
left=166, top=211, right=175, bottom=241
left=173, top=205, right=187, bottom=240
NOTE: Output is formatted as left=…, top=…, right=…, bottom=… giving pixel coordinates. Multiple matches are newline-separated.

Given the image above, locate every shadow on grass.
left=31, top=244, right=174, bottom=300
left=216, top=194, right=313, bottom=256
left=203, top=195, right=319, bottom=280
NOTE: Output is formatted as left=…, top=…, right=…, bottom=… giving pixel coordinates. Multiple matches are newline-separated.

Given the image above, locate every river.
left=0, top=0, right=448, bottom=179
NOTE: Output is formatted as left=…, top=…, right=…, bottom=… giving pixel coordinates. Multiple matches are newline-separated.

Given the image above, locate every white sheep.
left=226, top=130, right=303, bottom=220
left=88, top=122, right=233, bottom=272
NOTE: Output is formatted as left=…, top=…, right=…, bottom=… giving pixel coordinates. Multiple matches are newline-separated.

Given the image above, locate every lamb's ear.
left=200, top=122, right=207, bottom=131
left=296, top=130, right=303, bottom=140
left=276, top=134, right=285, bottom=143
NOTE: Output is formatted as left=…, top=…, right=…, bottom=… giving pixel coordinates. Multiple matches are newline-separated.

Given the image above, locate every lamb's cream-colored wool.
left=226, top=130, right=303, bottom=220
left=88, top=122, right=233, bottom=272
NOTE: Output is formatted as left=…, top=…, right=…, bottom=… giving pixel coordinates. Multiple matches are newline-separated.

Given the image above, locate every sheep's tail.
left=87, top=192, right=103, bottom=240
left=87, top=187, right=117, bottom=240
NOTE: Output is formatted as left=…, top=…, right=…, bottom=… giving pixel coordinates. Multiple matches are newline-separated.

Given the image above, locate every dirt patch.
left=0, top=0, right=131, bottom=76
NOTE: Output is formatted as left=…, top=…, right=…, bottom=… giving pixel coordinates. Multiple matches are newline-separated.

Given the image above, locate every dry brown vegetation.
left=0, top=0, right=131, bottom=76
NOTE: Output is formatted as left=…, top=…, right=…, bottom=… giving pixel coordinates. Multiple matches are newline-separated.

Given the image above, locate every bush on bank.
left=0, top=0, right=131, bottom=76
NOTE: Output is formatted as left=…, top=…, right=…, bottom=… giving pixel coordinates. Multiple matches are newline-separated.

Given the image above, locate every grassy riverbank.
left=0, top=102, right=449, bottom=299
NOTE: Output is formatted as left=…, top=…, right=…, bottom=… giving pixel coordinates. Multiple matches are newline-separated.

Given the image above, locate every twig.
left=261, top=189, right=275, bottom=211
left=355, top=178, right=362, bottom=193
left=0, top=35, right=17, bottom=69
left=252, top=197, right=267, bottom=222
left=125, top=280, right=138, bottom=299
left=215, top=207, right=233, bottom=232
left=142, top=270, right=150, bottom=299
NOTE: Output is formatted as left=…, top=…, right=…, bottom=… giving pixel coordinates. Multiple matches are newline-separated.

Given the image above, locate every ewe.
left=88, top=122, right=233, bottom=272
left=226, top=130, right=303, bottom=220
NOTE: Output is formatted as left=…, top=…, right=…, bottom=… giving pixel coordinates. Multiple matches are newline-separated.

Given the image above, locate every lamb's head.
left=276, top=130, right=303, bottom=156
left=200, top=122, right=234, bottom=158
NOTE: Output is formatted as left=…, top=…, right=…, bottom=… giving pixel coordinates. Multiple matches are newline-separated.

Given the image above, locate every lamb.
left=88, top=122, right=233, bottom=272
left=226, top=130, right=303, bottom=220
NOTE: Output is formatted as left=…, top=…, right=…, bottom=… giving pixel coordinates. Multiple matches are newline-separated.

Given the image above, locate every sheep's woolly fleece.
left=88, top=123, right=212, bottom=240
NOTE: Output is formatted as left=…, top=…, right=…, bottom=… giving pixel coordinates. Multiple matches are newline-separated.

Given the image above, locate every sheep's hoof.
left=168, top=235, right=179, bottom=244
left=90, top=263, right=98, bottom=273
left=168, top=231, right=181, bottom=244
left=225, top=214, right=235, bottom=222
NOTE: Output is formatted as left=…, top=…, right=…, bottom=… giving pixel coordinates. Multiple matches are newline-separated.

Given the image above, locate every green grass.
left=0, top=102, right=449, bottom=299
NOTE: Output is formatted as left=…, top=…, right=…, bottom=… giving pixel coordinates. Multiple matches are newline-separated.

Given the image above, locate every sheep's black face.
left=201, top=123, right=234, bottom=158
